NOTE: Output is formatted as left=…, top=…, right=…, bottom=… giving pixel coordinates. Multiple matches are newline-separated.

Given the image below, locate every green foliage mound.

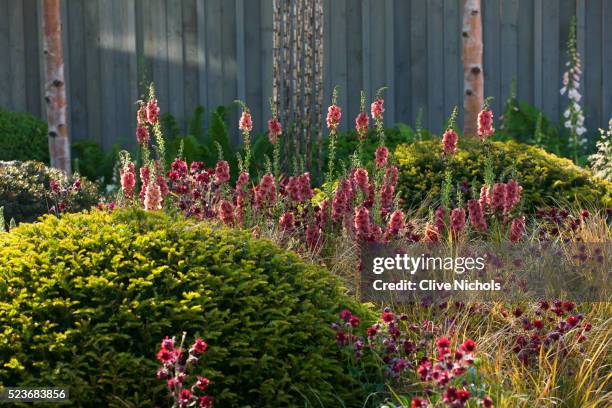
left=394, top=139, right=612, bottom=211
left=0, top=161, right=99, bottom=224
left=0, top=110, right=49, bottom=163
left=0, top=209, right=371, bottom=407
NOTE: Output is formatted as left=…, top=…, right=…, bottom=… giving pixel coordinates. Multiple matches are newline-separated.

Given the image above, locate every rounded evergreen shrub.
left=0, top=209, right=372, bottom=407
left=0, top=161, right=99, bottom=225
left=394, top=139, right=612, bottom=212
left=0, top=110, right=49, bottom=163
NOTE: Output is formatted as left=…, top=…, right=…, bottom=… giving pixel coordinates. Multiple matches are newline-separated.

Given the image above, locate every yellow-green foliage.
left=394, top=139, right=612, bottom=211
left=0, top=161, right=99, bottom=224
left=0, top=209, right=371, bottom=407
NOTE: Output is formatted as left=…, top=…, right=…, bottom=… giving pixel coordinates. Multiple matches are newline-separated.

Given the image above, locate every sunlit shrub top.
left=395, top=139, right=612, bottom=212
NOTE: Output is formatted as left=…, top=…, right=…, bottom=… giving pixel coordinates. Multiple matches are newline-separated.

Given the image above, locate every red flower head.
left=279, top=212, right=294, bottom=233
left=340, top=308, right=352, bottom=321
left=435, top=207, right=447, bottom=233
left=144, top=181, right=162, bottom=211
left=198, top=395, right=214, bottom=408
left=491, top=183, right=506, bottom=212
left=411, top=397, right=427, bottom=408
left=267, top=117, right=282, bottom=144
left=218, top=200, right=235, bottom=225
left=380, top=184, right=395, bottom=211
left=375, top=146, right=389, bottom=168
left=191, top=337, right=208, bottom=354
left=349, top=315, right=360, bottom=328
left=146, top=98, right=160, bottom=124
left=326, top=104, right=342, bottom=131
left=441, top=129, right=458, bottom=155
left=214, top=161, right=230, bottom=184
left=120, top=163, right=136, bottom=199
left=467, top=199, right=488, bottom=232
left=179, top=389, right=192, bottom=404
left=504, top=180, right=522, bottom=213
left=236, top=171, right=250, bottom=194
left=156, top=348, right=175, bottom=364
left=305, top=224, right=321, bottom=250
left=424, top=222, right=440, bottom=244
left=195, top=376, right=210, bottom=391
left=355, top=111, right=369, bottom=138
left=354, top=206, right=371, bottom=237
left=255, top=173, right=276, bottom=208
left=161, top=336, right=175, bottom=351
left=386, top=209, right=405, bottom=236
left=353, top=168, right=370, bottom=194
left=239, top=110, right=253, bottom=133
left=450, top=207, right=466, bottom=236
left=381, top=310, right=395, bottom=323
left=436, top=337, right=451, bottom=349
left=509, top=216, right=525, bottom=243
left=479, top=185, right=491, bottom=210
left=384, top=166, right=399, bottom=187
left=477, top=108, right=495, bottom=139
left=136, top=125, right=149, bottom=145
left=461, top=338, right=476, bottom=352
left=371, top=98, right=385, bottom=120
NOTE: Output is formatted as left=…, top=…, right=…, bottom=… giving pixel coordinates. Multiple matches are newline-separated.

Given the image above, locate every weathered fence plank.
left=1, top=0, right=609, bottom=149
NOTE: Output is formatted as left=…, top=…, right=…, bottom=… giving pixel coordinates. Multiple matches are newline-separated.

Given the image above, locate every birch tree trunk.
left=42, top=0, right=71, bottom=173
left=462, top=0, right=483, bottom=137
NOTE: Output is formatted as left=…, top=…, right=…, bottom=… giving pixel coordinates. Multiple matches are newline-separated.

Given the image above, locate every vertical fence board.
left=167, top=0, right=185, bottom=128
left=393, top=0, right=410, bottom=122
left=500, top=0, right=518, bottom=108
left=427, top=0, right=444, bottom=131
left=584, top=0, right=602, bottom=132
left=244, top=0, right=262, bottom=126
left=346, top=0, right=362, bottom=120
left=23, top=0, right=41, bottom=117
left=517, top=0, right=533, bottom=104
left=541, top=0, right=560, bottom=120
left=384, top=0, right=395, bottom=124
left=410, top=0, right=427, bottom=127
left=83, top=0, right=101, bottom=144
left=0, top=0, right=11, bottom=109
left=443, top=0, right=460, bottom=121
left=260, top=0, right=273, bottom=120
left=602, top=0, right=612, bottom=123
left=98, top=0, right=117, bottom=149
left=330, top=0, right=348, bottom=130
left=483, top=0, right=501, bottom=115
left=66, top=0, right=86, bottom=141
left=8, top=0, right=26, bottom=112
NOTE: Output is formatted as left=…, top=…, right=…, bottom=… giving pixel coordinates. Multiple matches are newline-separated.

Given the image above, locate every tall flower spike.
left=477, top=98, right=495, bottom=140
left=442, top=106, right=459, bottom=156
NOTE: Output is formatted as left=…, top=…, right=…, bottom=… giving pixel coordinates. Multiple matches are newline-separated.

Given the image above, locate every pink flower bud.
left=355, top=111, right=369, bottom=138
left=477, top=108, right=495, bottom=139
left=353, top=168, right=369, bottom=194
left=509, top=216, right=525, bottom=243
left=326, top=104, right=342, bottom=130
left=375, top=146, right=389, bottom=168
left=144, top=182, right=162, bottom=210
left=442, top=129, right=458, bottom=155
left=239, top=110, right=253, bottom=133
left=214, top=161, right=230, bottom=184
left=218, top=200, right=235, bottom=225
left=267, top=117, right=282, bottom=144
left=450, top=207, right=466, bottom=236
left=354, top=206, right=371, bottom=238
left=371, top=98, right=385, bottom=120
left=467, top=199, right=488, bottom=232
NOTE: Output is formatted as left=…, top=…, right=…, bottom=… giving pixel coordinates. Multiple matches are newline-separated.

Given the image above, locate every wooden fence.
left=1, top=0, right=610, bottom=150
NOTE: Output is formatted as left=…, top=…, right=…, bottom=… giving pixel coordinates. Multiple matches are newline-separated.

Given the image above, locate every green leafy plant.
left=0, top=208, right=373, bottom=407
left=0, top=160, right=99, bottom=224
left=0, top=110, right=49, bottom=163
left=72, top=140, right=119, bottom=185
